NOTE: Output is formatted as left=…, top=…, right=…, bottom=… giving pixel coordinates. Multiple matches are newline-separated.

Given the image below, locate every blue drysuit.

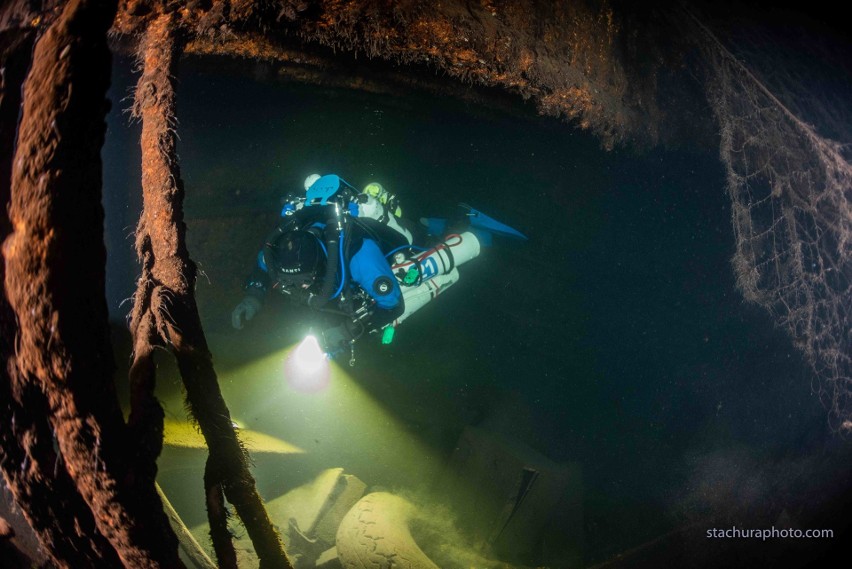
left=347, top=238, right=402, bottom=311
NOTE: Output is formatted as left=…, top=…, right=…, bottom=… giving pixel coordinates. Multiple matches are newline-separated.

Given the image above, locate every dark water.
left=102, top=55, right=852, bottom=567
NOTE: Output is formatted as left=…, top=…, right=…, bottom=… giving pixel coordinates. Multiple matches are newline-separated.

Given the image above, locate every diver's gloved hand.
left=231, top=296, right=262, bottom=330
left=321, top=321, right=357, bottom=356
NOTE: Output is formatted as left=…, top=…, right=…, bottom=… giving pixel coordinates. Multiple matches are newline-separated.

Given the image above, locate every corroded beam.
left=3, top=0, right=182, bottom=566
left=130, top=10, right=291, bottom=569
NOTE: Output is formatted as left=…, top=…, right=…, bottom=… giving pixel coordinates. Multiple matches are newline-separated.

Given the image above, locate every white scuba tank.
left=389, top=231, right=481, bottom=325
left=392, top=231, right=480, bottom=282
left=393, top=269, right=460, bottom=326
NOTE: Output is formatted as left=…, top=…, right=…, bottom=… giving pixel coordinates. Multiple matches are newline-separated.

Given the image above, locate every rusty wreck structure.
left=1, top=0, right=849, bottom=567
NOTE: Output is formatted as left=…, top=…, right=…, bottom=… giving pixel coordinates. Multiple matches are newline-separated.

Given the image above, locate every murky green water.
left=102, top=55, right=850, bottom=567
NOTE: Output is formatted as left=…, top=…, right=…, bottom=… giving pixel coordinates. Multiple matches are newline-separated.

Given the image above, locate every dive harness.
left=264, top=179, right=374, bottom=364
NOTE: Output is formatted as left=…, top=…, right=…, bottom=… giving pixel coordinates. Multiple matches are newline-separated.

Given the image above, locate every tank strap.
left=442, top=239, right=456, bottom=273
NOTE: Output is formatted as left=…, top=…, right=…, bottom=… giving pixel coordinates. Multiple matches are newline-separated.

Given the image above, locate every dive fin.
left=306, top=174, right=341, bottom=205
left=459, top=203, right=528, bottom=240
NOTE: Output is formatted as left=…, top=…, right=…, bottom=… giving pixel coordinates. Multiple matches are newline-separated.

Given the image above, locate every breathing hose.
left=308, top=205, right=345, bottom=309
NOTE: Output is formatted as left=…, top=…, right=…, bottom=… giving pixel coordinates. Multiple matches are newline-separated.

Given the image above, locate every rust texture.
left=111, top=0, right=678, bottom=149
left=1, top=0, right=182, bottom=567
left=0, top=1, right=692, bottom=566
left=1, top=33, right=117, bottom=566
left=129, top=10, right=291, bottom=569
left=205, top=464, right=239, bottom=569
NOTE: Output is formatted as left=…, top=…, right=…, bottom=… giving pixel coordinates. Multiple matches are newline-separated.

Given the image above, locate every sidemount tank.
left=391, top=232, right=481, bottom=283
left=389, top=231, right=481, bottom=326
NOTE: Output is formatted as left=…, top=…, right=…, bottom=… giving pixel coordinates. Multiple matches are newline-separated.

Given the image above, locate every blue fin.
left=459, top=203, right=528, bottom=240
left=306, top=174, right=341, bottom=205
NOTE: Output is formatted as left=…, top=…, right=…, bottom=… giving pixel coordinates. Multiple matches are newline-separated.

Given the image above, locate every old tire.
left=336, top=492, right=438, bottom=569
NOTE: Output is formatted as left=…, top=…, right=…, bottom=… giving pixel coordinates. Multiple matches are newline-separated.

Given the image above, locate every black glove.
left=231, top=296, right=262, bottom=330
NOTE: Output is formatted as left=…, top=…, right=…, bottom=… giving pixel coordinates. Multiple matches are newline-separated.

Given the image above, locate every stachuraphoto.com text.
left=706, top=527, right=833, bottom=540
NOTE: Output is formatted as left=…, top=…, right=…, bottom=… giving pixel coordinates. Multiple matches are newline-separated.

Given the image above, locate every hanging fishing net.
left=683, top=8, right=852, bottom=430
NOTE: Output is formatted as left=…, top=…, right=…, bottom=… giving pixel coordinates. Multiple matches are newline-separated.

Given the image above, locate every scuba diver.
left=230, top=173, right=526, bottom=364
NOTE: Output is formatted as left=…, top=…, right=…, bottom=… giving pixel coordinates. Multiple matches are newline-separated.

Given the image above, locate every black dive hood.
left=263, top=202, right=344, bottom=309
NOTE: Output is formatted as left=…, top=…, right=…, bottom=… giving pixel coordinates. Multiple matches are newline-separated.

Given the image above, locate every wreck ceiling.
left=4, top=1, right=844, bottom=154
left=97, top=0, right=710, bottom=150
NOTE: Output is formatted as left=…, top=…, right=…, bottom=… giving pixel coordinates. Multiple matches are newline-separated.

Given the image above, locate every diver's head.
left=267, top=230, right=323, bottom=287
left=363, top=182, right=388, bottom=203
left=363, top=182, right=402, bottom=217
left=304, top=173, right=322, bottom=191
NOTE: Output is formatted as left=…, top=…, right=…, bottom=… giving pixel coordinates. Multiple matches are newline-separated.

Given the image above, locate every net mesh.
left=685, top=8, right=852, bottom=430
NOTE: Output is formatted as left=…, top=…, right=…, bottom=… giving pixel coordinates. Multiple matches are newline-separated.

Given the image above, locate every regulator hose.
left=309, top=219, right=342, bottom=309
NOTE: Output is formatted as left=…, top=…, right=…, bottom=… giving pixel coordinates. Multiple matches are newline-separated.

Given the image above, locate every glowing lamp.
left=284, top=335, right=330, bottom=392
